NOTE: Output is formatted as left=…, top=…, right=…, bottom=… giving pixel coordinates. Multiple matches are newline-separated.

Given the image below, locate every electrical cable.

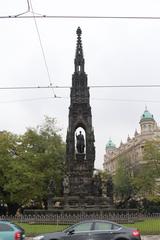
left=29, top=0, right=56, bottom=97
left=0, top=96, right=54, bottom=104
left=14, top=0, right=30, bottom=17
left=89, top=84, right=160, bottom=88
left=91, top=97, right=160, bottom=103
left=2, top=15, right=160, bottom=20
left=1, top=1, right=160, bottom=20
left=11, top=0, right=44, bottom=18
left=0, top=96, right=160, bottom=104
left=0, top=84, right=160, bottom=90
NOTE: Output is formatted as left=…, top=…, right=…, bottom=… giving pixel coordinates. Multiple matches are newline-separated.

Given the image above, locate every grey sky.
left=0, top=0, right=160, bottom=169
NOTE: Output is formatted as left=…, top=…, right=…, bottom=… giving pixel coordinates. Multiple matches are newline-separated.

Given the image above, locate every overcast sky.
left=0, top=0, right=160, bottom=169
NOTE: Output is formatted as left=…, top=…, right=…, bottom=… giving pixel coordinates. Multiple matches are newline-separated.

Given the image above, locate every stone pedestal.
left=51, top=196, right=111, bottom=210
left=76, top=153, right=85, bottom=161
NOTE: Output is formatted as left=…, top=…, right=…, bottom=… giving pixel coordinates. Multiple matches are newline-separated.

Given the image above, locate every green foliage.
left=133, top=140, right=160, bottom=198
left=0, top=131, right=19, bottom=202
left=141, top=197, right=160, bottom=213
left=132, top=166, right=155, bottom=198
left=0, top=116, right=65, bottom=213
left=113, top=156, right=133, bottom=205
left=143, top=140, right=160, bottom=177
left=113, top=140, right=160, bottom=208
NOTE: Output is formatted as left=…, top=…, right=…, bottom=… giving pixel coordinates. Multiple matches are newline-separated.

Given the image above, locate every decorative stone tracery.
left=65, top=27, right=95, bottom=200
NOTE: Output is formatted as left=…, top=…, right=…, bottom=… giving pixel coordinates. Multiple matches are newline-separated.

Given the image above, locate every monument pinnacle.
left=76, top=26, right=82, bottom=36
left=75, top=27, right=84, bottom=73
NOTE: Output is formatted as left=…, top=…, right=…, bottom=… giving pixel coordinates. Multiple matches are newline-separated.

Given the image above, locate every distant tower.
left=105, top=139, right=116, bottom=154
left=103, top=139, right=116, bottom=171
left=65, top=27, right=95, bottom=197
left=139, top=107, right=156, bottom=134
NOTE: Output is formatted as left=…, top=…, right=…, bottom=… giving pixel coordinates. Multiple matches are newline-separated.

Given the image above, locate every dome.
left=140, top=108, right=154, bottom=121
left=106, top=139, right=116, bottom=149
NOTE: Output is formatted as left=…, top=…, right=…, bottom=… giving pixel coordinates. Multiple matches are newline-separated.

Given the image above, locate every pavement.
left=142, top=236, right=160, bottom=240
left=26, top=237, right=160, bottom=240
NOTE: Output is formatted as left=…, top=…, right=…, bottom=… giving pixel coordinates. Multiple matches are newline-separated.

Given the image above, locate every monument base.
left=47, top=195, right=112, bottom=210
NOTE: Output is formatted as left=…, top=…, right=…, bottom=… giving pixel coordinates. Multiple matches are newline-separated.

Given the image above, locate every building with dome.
left=103, top=107, right=160, bottom=174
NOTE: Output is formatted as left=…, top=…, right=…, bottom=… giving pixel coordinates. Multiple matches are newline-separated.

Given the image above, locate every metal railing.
left=0, top=213, right=160, bottom=235
left=1, top=212, right=158, bottom=225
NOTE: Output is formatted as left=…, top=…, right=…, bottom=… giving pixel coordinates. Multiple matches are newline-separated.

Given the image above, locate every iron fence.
left=0, top=213, right=160, bottom=236
left=0, top=212, right=159, bottom=225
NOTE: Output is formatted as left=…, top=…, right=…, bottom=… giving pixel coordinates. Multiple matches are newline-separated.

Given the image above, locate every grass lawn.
left=125, top=218, right=160, bottom=235
left=17, top=218, right=160, bottom=236
left=18, top=223, right=68, bottom=236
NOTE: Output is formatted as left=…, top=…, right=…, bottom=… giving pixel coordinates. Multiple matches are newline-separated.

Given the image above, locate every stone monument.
left=62, top=27, right=108, bottom=208
left=24, top=28, right=116, bottom=217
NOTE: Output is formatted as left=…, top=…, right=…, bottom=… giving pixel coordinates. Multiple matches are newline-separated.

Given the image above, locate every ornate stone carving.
left=65, top=27, right=95, bottom=199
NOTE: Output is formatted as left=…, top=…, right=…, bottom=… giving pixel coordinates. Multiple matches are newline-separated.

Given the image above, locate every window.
left=70, top=222, right=92, bottom=232
left=112, top=224, right=121, bottom=230
left=0, top=223, right=14, bottom=231
left=94, top=222, right=112, bottom=231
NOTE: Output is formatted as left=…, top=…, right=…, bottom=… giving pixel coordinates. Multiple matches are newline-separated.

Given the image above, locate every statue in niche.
left=92, top=174, right=102, bottom=196
left=47, top=177, right=56, bottom=194
left=76, top=131, right=85, bottom=153
left=47, top=177, right=56, bottom=208
left=62, top=175, right=70, bottom=195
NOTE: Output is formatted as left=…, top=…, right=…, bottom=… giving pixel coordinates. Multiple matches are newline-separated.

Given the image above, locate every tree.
left=143, top=140, right=160, bottom=177
left=112, top=140, right=160, bottom=210
left=133, top=140, right=160, bottom=199
left=0, top=116, right=65, bottom=215
left=0, top=131, right=21, bottom=215
left=113, top=156, right=133, bottom=207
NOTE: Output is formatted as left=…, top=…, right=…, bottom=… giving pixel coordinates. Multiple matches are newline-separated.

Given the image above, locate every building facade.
left=103, top=108, right=160, bottom=174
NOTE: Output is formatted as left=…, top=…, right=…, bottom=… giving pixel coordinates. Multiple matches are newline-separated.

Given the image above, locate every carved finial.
left=76, top=27, right=82, bottom=36
left=127, top=135, right=131, bottom=141
left=134, top=129, right=138, bottom=136
left=74, top=27, right=84, bottom=73
left=120, top=140, right=123, bottom=146
left=145, top=105, right=147, bottom=111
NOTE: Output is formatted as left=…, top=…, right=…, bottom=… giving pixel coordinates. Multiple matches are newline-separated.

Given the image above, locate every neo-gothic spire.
left=74, top=27, right=85, bottom=73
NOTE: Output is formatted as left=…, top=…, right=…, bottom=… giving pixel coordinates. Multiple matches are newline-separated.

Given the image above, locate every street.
left=26, top=236, right=160, bottom=240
